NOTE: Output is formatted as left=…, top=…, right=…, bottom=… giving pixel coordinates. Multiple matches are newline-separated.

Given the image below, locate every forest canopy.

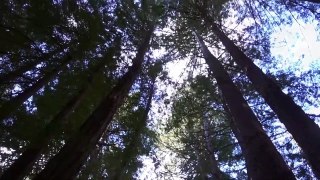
left=0, top=0, right=319, bottom=179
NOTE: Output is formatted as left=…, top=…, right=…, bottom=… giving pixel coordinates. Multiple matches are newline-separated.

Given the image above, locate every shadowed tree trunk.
left=33, top=27, right=154, bottom=180
left=185, top=124, right=207, bottom=180
left=0, top=55, right=73, bottom=121
left=0, top=47, right=117, bottom=180
left=195, top=32, right=295, bottom=180
left=78, top=146, right=101, bottom=179
left=202, top=117, right=224, bottom=180
left=203, top=17, right=320, bottom=177
left=222, top=99, right=252, bottom=179
left=112, top=76, right=156, bottom=180
left=195, top=147, right=207, bottom=180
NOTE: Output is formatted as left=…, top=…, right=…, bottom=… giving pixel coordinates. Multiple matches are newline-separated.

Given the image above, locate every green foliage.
left=164, top=75, right=241, bottom=178
left=0, top=0, right=319, bottom=179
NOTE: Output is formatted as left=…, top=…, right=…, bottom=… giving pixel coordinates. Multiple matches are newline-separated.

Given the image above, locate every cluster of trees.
left=0, top=0, right=319, bottom=179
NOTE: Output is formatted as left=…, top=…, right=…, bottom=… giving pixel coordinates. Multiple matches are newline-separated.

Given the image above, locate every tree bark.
left=205, top=20, right=320, bottom=178
left=202, top=117, right=224, bottom=180
left=33, top=27, right=154, bottom=180
left=0, top=55, right=72, bottom=121
left=195, top=32, right=295, bottom=180
left=78, top=146, right=102, bottom=179
left=194, top=146, right=207, bottom=180
left=222, top=99, right=252, bottom=179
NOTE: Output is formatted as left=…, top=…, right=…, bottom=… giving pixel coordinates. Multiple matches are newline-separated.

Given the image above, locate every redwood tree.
left=202, top=18, right=320, bottom=178
left=34, top=26, right=154, bottom=180
left=195, top=32, right=295, bottom=179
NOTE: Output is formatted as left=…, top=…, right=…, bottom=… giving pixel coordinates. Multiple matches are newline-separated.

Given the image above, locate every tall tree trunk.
left=202, top=117, right=224, bottom=180
left=112, top=76, right=155, bottom=180
left=195, top=32, right=295, bottom=180
left=33, top=27, right=154, bottom=180
left=205, top=18, right=320, bottom=177
left=187, top=124, right=207, bottom=180
left=194, top=147, right=207, bottom=180
left=0, top=55, right=72, bottom=121
left=222, top=99, right=252, bottom=179
left=0, top=48, right=116, bottom=180
left=78, top=146, right=101, bottom=180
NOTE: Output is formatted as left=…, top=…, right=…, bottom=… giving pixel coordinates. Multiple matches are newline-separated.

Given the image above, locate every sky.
left=270, top=18, right=320, bottom=73
left=270, top=18, right=320, bottom=115
left=1, top=1, right=319, bottom=179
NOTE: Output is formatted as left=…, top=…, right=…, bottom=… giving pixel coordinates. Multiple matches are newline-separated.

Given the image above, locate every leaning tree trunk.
left=0, top=47, right=117, bottom=180
left=194, top=145, right=207, bottom=180
left=0, top=55, right=73, bottom=121
left=195, top=32, right=295, bottom=179
left=112, top=76, right=155, bottom=180
left=222, top=99, right=252, bottom=179
left=188, top=124, right=207, bottom=180
left=78, top=146, right=101, bottom=179
left=205, top=18, right=320, bottom=177
left=33, top=27, right=154, bottom=180
left=202, top=117, right=224, bottom=180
